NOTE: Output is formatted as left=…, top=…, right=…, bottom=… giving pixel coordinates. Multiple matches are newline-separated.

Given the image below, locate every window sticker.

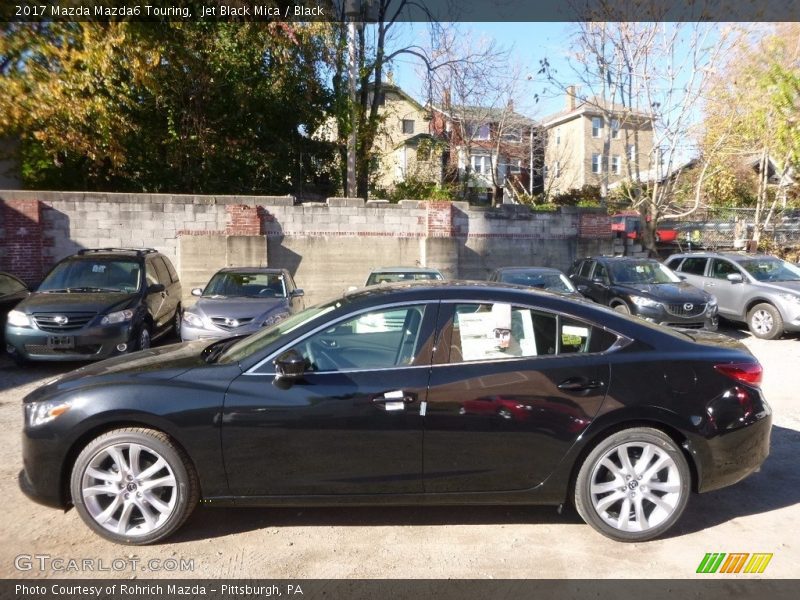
left=92, top=264, right=107, bottom=273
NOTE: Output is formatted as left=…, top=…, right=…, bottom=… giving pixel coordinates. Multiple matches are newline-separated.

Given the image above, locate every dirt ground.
left=1, top=324, right=798, bottom=580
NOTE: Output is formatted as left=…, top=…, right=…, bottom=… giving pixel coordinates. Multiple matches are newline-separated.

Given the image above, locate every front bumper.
left=6, top=322, right=134, bottom=362
left=776, top=300, right=800, bottom=332
left=631, top=303, right=718, bottom=330
left=180, top=321, right=260, bottom=342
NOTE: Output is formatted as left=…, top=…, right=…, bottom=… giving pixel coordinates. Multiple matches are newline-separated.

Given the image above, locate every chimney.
left=566, top=86, right=576, bottom=111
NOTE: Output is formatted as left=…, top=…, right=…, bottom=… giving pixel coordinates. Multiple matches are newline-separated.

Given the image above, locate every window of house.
left=402, top=119, right=414, bottom=134
left=553, top=161, right=560, bottom=177
left=592, top=117, right=603, bottom=138
left=627, top=144, right=636, bottom=162
left=509, top=159, right=522, bottom=173
left=556, top=130, right=561, bottom=145
left=543, top=165, right=549, bottom=179
left=377, top=92, right=386, bottom=105
left=611, top=155, right=621, bottom=175
left=470, top=154, right=489, bottom=175
left=468, top=123, right=491, bottom=140
left=591, top=153, right=602, bottom=174
left=611, top=118, right=620, bottom=139
left=502, top=129, right=522, bottom=142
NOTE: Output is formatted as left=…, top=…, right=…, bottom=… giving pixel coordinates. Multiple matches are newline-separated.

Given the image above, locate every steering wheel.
left=308, top=339, right=342, bottom=372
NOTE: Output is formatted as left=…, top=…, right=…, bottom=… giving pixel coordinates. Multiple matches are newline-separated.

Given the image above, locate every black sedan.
left=569, top=257, right=718, bottom=329
left=19, top=282, right=771, bottom=544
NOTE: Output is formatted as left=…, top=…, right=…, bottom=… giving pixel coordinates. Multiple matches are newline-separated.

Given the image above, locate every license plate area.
left=47, top=336, right=75, bottom=349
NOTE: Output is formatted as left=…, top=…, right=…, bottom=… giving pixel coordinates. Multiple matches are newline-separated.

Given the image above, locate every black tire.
left=135, top=324, right=152, bottom=351
left=173, top=304, right=182, bottom=340
left=747, top=303, right=783, bottom=340
left=612, top=302, right=630, bottom=315
left=574, top=427, right=690, bottom=542
left=70, top=427, right=199, bottom=545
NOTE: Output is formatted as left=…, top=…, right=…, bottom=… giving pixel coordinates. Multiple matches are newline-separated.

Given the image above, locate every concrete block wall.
left=0, top=191, right=614, bottom=304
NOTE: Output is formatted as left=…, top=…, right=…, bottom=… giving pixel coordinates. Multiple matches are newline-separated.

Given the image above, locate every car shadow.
left=170, top=425, right=797, bottom=544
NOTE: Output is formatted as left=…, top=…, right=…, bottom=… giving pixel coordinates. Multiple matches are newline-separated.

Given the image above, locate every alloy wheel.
left=139, top=328, right=151, bottom=350
left=751, top=309, right=774, bottom=336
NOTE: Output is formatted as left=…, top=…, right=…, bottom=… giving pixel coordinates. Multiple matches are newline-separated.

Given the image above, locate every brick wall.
left=0, top=190, right=614, bottom=303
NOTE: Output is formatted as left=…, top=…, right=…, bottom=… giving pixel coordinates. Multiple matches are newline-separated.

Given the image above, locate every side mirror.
left=147, top=283, right=165, bottom=295
left=274, top=349, right=306, bottom=382
left=678, top=274, right=687, bottom=281
left=291, top=289, right=305, bottom=297
left=726, top=273, right=744, bottom=283
left=592, top=277, right=606, bottom=285
left=191, top=288, right=203, bottom=297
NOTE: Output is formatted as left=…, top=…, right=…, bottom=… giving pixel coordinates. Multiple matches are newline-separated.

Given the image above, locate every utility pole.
left=345, top=0, right=361, bottom=198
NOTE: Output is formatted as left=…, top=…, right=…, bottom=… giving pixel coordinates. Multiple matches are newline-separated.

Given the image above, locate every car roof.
left=369, top=266, right=442, bottom=274
left=215, top=267, right=286, bottom=274
left=587, top=256, right=660, bottom=263
left=667, top=251, right=770, bottom=261
left=495, top=266, right=564, bottom=274
left=346, top=280, right=569, bottom=303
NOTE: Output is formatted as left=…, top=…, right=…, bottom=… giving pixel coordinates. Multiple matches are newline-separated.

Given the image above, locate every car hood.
left=191, top=296, right=289, bottom=319
left=615, top=282, right=710, bottom=303
left=16, top=291, right=139, bottom=315
left=24, top=340, right=218, bottom=402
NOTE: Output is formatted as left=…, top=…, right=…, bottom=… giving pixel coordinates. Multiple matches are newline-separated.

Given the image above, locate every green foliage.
left=378, top=176, right=455, bottom=202
left=0, top=22, right=337, bottom=194
left=550, top=185, right=602, bottom=206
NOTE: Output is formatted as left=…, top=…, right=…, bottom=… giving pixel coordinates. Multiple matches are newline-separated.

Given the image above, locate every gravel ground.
left=1, top=324, right=798, bottom=580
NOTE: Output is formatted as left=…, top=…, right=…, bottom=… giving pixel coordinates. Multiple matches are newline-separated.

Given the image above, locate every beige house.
left=370, top=83, right=443, bottom=191
left=542, top=88, right=655, bottom=197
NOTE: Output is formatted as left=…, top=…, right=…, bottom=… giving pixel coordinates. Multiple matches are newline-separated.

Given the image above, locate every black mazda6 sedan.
left=19, top=282, right=771, bottom=544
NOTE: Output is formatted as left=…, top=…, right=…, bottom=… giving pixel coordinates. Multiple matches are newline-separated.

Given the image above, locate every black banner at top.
left=2, top=0, right=800, bottom=23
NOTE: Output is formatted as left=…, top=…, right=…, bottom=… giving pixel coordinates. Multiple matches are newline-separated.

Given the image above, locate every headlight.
left=182, top=312, right=204, bottom=328
left=100, top=309, right=134, bottom=325
left=26, top=399, right=72, bottom=427
left=778, top=293, right=800, bottom=305
left=262, top=312, right=289, bottom=327
left=630, top=296, right=661, bottom=308
left=708, top=296, right=718, bottom=306
left=7, top=310, right=31, bottom=327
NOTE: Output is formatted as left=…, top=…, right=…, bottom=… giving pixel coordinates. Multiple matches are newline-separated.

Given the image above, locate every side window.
left=594, top=263, right=608, bottom=283
left=711, top=259, right=739, bottom=280
left=145, top=261, right=159, bottom=287
left=665, top=257, right=682, bottom=270
left=559, top=317, right=618, bottom=354
left=680, top=257, right=708, bottom=276
left=449, top=303, right=558, bottom=363
left=579, top=260, right=595, bottom=278
left=162, top=256, right=179, bottom=283
left=0, top=274, right=26, bottom=294
left=153, top=257, right=171, bottom=285
left=290, top=305, right=427, bottom=372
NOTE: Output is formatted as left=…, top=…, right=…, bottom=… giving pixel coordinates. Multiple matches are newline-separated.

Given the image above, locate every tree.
left=0, top=22, right=335, bottom=194
left=542, top=21, right=731, bottom=254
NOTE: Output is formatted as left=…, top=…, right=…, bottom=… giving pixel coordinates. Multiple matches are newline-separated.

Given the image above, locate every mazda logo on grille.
left=224, top=318, right=240, bottom=328
left=683, top=303, right=694, bottom=311
left=53, top=315, right=69, bottom=325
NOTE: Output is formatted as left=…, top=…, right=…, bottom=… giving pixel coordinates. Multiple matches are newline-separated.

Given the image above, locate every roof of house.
left=429, top=103, right=536, bottom=127
left=541, top=98, right=651, bottom=129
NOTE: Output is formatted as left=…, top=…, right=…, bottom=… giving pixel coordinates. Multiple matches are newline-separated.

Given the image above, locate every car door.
left=221, top=302, right=438, bottom=497
left=423, top=301, right=613, bottom=493
left=706, top=258, right=747, bottom=318
left=674, top=256, right=708, bottom=291
left=574, top=260, right=604, bottom=302
left=144, top=258, right=170, bottom=329
left=152, top=256, right=179, bottom=332
left=591, top=262, right=613, bottom=305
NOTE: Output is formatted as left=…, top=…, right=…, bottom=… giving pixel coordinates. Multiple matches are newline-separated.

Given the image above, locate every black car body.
left=19, top=282, right=770, bottom=544
left=488, top=267, right=582, bottom=298
left=0, top=271, right=30, bottom=348
left=569, top=257, right=718, bottom=330
left=5, top=248, right=181, bottom=362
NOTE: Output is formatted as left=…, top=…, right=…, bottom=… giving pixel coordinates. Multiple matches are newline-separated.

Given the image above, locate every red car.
left=611, top=212, right=678, bottom=243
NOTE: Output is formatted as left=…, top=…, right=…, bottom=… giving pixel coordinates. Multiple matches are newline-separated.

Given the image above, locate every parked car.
left=364, top=267, right=444, bottom=286
left=569, top=256, right=718, bottom=330
left=5, top=248, right=181, bottom=364
left=611, top=211, right=678, bottom=243
left=666, top=251, right=800, bottom=340
left=180, top=268, right=304, bottom=341
left=0, top=272, right=30, bottom=349
left=20, top=281, right=770, bottom=544
left=488, top=267, right=581, bottom=298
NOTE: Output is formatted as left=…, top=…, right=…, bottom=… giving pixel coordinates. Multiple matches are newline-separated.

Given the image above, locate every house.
left=369, top=82, right=444, bottom=192
left=429, top=97, right=542, bottom=204
left=541, top=87, right=655, bottom=197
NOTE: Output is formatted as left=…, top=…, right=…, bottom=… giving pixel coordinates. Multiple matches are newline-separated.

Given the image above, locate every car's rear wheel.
left=574, top=427, right=690, bottom=542
left=747, top=303, right=783, bottom=340
left=70, top=427, right=199, bottom=545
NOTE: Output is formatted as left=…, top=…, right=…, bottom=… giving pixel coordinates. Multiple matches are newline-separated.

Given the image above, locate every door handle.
left=373, top=390, right=417, bottom=404
left=558, top=378, right=604, bottom=392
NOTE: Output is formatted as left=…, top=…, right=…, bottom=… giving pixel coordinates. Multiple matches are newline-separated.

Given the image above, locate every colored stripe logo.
left=697, top=553, right=773, bottom=574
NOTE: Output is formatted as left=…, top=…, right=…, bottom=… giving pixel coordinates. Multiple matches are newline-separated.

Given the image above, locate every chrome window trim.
left=245, top=296, right=632, bottom=375
left=245, top=300, right=438, bottom=375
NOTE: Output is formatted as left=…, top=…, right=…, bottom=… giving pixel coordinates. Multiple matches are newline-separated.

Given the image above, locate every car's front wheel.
left=70, top=428, right=199, bottom=545
left=574, top=427, right=690, bottom=542
left=747, top=303, right=783, bottom=340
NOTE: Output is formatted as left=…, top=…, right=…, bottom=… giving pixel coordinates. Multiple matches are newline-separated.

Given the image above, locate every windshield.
left=608, top=261, right=681, bottom=285
left=204, top=271, right=286, bottom=298
left=38, top=259, right=141, bottom=293
left=217, top=301, right=339, bottom=363
left=738, top=258, right=800, bottom=282
left=366, top=271, right=443, bottom=285
left=500, top=271, right=576, bottom=293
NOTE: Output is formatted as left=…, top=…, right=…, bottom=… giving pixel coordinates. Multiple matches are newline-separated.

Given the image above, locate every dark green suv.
left=5, top=248, right=181, bottom=363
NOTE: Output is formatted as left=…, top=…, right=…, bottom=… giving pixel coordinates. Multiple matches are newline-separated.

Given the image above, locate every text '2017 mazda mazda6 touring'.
left=19, top=282, right=771, bottom=544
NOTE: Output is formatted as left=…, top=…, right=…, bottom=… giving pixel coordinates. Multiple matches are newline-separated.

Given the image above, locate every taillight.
left=714, top=362, right=763, bottom=386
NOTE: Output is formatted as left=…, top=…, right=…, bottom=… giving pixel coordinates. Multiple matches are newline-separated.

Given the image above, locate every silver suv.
left=666, top=252, right=800, bottom=339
